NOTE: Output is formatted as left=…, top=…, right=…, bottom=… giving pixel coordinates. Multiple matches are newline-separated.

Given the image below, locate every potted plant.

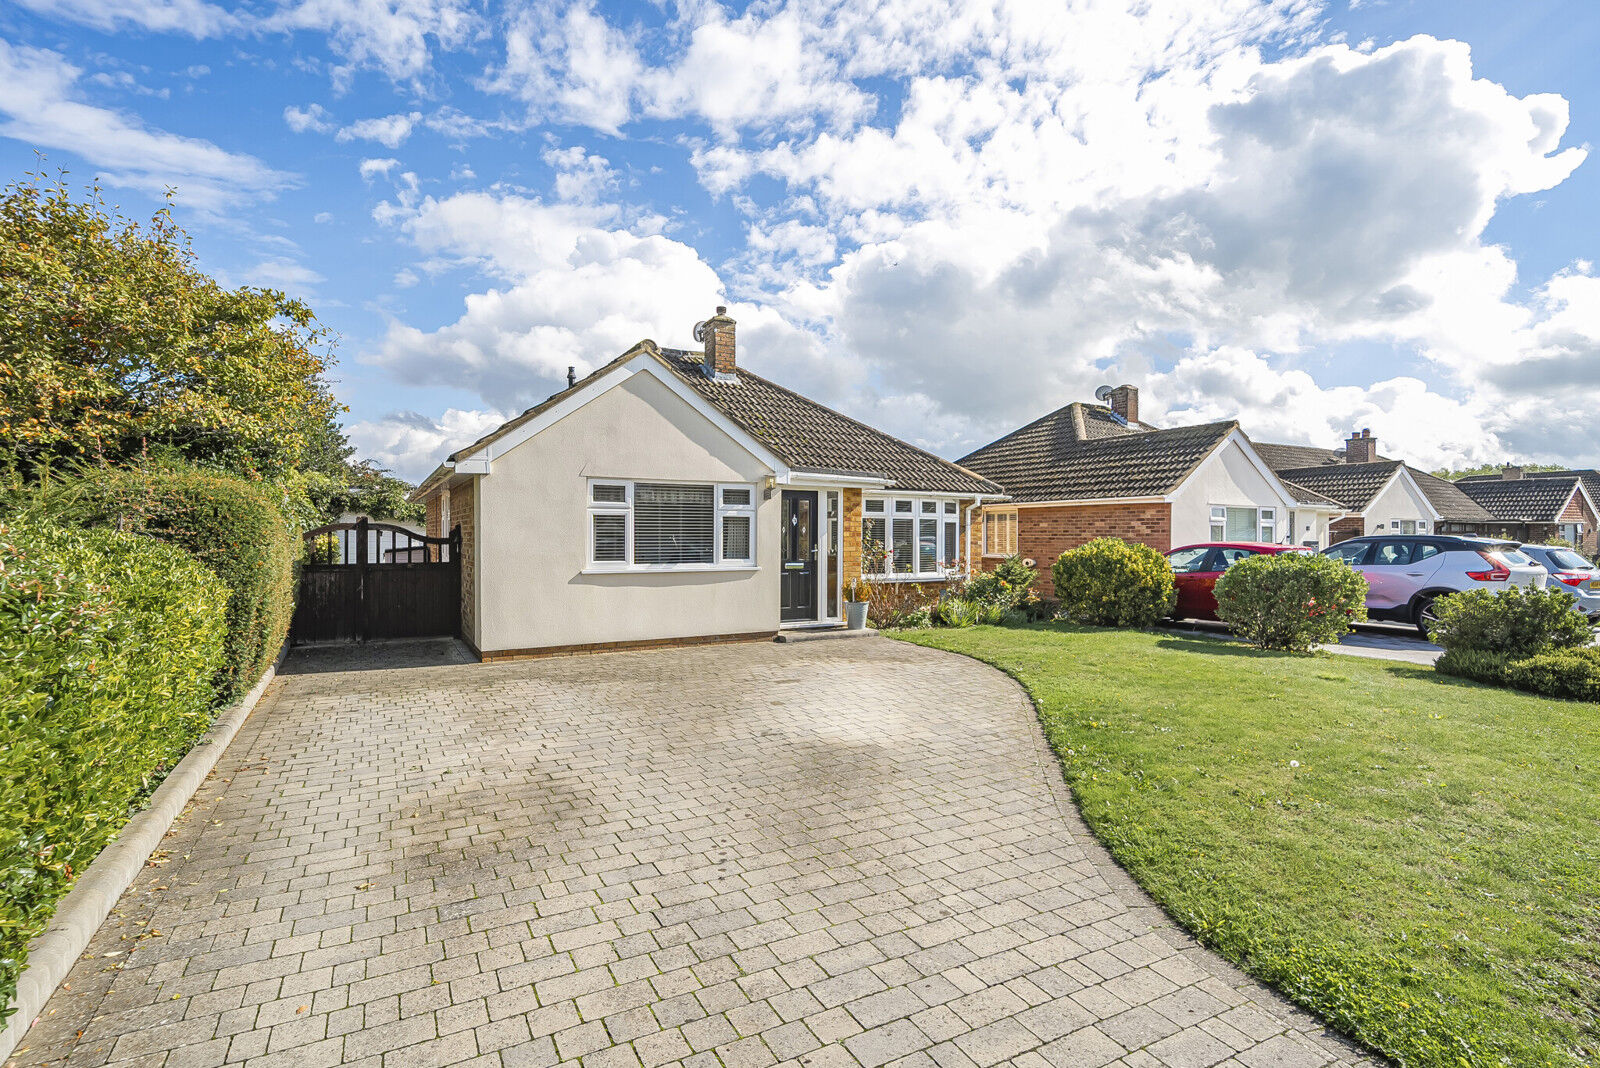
left=844, top=578, right=870, bottom=630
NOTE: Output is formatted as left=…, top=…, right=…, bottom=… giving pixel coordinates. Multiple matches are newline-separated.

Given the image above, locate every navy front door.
left=781, top=491, right=818, bottom=622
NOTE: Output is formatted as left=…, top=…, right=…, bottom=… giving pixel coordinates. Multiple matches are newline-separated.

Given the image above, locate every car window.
left=1324, top=541, right=1369, bottom=565
left=1496, top=547, right=1534, bottom=566
left=1371, top=541, right=1412, bottom=566
left=1167, top=547, right=1211, bottom=573
left=1412, top=543, right=1441, bottom=563
left=1547, top=548, right=1591, bottom=569
left=1215, top=547, right=1255, bottom=569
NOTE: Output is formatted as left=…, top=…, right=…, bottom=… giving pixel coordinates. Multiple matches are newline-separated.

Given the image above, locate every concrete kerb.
left=0, top=653, right=284, bottom=1063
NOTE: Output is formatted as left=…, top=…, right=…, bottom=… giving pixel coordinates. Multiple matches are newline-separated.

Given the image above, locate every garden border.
left=0, top=651, right=284, bottom=1062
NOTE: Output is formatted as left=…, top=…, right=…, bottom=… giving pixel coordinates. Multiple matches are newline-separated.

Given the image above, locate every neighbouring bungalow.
left=958, top=386, right=1344, bottom=596
left=1454, top=467, right=1600, bottom=554
left=411, top=308, right=1003, bottom=660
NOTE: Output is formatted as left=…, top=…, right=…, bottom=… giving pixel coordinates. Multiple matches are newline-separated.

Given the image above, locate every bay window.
left=863, top=497, right=963, bottom=578
left=587, top=479, right=756, bottom=570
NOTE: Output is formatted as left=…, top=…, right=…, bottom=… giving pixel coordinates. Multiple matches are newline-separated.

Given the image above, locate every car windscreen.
left=1546, top=548, right=1592, bottom=570
left=1494, top=547, right=1535, bottom=566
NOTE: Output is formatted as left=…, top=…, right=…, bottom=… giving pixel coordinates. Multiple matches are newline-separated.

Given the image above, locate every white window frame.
left=1209, top=504, right=1277, bottom=543
left=585, top=478, right=759, bottom=572
left=864, top=496, right=966, bottom=580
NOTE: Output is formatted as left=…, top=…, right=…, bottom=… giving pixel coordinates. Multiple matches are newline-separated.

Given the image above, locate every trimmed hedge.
left=0, top=520, right=227, bottom=1021
left=1430, top=585, right=1591, bottom=658
left=1214, top=552, right=1368, bottom=652
left=1052, top=538, right=1175, bottom=627
left=1439, top=646, right=1600, bottom=702
left=49, top=466, right=295, bottom=701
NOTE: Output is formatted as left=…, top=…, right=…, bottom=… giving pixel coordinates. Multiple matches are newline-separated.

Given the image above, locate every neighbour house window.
left=1209, top=505, right=1275, bottom=542
left=587, top=480, right=756, bottom=569
left=983, top=508, right=1018, bottom=556
left=864, top=496, right=964, bottom=577
left=1399, top=520, right=1417, bottom=535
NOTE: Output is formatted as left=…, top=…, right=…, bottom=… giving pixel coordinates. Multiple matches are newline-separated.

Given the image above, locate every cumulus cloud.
left=336, top=112, right=423, bottom=148
left=347, top=408, right=511, bottom=483
left=15, top=0, right=240, bottom=37
left=0, top=41, right=295, bottom=213
left=284, top=102, right=335, bottom=133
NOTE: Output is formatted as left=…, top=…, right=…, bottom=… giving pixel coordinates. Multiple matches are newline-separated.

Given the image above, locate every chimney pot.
left=1502, top=464, right=1524, bottom=480
left=566, top=366, right=576, bottom=389
left=701, top=307, right=736, bottom=376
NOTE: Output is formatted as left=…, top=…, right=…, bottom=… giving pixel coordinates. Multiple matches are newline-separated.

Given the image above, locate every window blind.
left=634, top=483, right=714, bottom=564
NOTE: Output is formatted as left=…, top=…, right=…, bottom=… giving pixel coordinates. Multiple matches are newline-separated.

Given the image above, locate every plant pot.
left=845, top=600, right=869, bottom=630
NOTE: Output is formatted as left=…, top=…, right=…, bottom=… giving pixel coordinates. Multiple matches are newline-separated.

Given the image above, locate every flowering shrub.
left=1052, top=538, right=1175, bottom=627
left=964, top=555, right=1045, bottom=618
left=1214, top=553, right=1368, bottom=652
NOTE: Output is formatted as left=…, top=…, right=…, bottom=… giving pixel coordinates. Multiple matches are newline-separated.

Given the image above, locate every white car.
left=1321, top=535, right=1549, bottom=637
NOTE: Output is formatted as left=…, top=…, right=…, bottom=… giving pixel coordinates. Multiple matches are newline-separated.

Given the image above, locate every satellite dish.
left=692, top=320, right=709, bottom=343
left=1094, top=385, right=1114, bottom=403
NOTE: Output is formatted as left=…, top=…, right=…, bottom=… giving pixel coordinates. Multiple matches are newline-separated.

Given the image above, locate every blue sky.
left=4, top=0, right=1598, bottom=481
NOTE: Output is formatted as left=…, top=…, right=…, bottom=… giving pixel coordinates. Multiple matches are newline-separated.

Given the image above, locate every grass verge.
left=893, top=624, right=1599, bottom=1067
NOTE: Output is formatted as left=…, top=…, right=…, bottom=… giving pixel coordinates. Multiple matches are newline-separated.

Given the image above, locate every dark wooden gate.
left=292, top=518, right=461, bottom=643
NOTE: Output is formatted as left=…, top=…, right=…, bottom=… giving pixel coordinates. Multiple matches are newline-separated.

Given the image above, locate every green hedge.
left=49, top=465, right=296, bottom=701
left=0, top=520, right=227, bottom=1021
left=1439, top=646, right=1600, bottom=702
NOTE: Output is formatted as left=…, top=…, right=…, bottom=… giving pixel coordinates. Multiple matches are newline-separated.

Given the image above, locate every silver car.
left=1520, top=544, right=1600, bottom=619
left=1321, top=535, right=1549, bottom=637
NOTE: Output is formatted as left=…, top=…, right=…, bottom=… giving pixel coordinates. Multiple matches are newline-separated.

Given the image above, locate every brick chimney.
left=1501, top=464, right=1523, bottom=480
left=700, top=306, right=736, bottom=377
left=1107, top=384, right=1139, bottom=425
left=1344, top=428, right=1377, bottom=464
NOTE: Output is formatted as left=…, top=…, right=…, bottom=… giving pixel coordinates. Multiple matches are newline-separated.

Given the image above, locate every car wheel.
left=1415, top=595, right=1440, bottom=639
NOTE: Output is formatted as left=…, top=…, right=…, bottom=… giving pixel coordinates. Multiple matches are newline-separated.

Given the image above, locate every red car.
left=1166, top=542, right=1313, bottom=621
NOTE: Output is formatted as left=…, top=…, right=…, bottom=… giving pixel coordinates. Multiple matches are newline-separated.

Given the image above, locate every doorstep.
left=774, top=626, right=879, bottom=643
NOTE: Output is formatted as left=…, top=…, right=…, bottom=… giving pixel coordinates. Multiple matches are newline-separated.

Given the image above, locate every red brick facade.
left=1329, top=516, right=1364, bottom=544
left=991, top=502, right=1173, bottom=597
left=422, top=482, right=477, bottom=643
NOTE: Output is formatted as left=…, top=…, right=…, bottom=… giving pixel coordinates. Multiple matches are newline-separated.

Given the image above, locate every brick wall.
left=1329, top=516, right=1364, bottom=544
left=1008, top=502, right=1172, bottom=597
left=841, top=488, right=863, bottom=584
left=453, top=480, right=477, bottom=645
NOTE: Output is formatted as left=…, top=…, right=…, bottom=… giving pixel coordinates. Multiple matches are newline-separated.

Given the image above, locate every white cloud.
left=337, top=111, right=423, bottom=148
left=15, top=0, right=240, bottom=37
left=359, top=157, right=401, bottom=181
left=244, top=257, right=325, bottom=297
left=284, top=102, right=335, bottom=133
left=0, top=41, right=295, bottom=212
left=347, top=407, right=510, bottom=483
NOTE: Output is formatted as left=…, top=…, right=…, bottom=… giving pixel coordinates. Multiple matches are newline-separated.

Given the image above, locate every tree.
left=0, top=171, right=340, bottom=481
left=307, top=460, right=425, bottom=525
left=1432, top=462, right=1566, bottom=480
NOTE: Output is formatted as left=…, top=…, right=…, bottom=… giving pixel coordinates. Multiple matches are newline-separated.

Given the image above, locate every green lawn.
left=894, top=625, right=1600, bottom=1068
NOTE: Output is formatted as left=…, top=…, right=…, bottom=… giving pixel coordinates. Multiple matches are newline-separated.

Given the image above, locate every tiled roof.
left=1271, top=461, right=1403, bottom=512
left=1408, top=470, right=1497, bottom=522
left=435, top=343, right=1000, bottom=497
left=657, top=350, right=1000, bottom=494
left=1458, top=469, right=1600, bottom=511
left=1253, top=441, right=1395, bottom=470
left=958, top=410, right=1236, bottom=502
left=1277, top=478, right=1345, bottom=508
left=1456, top=476, right=1582, bottom=522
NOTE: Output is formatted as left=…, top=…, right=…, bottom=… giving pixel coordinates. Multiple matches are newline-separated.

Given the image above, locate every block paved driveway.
left=13, top=638, right=1376, bottom=1068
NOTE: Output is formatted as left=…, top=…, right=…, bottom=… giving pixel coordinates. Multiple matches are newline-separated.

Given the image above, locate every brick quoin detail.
left=984, top=503, right=1172, bottom=598
left=453, top=481, right=477, bottom=645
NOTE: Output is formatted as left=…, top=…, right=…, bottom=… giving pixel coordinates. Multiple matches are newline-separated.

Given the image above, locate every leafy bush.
left=44, top=464, right=295, bottom=701
left=1430, top=585, right=1592, bottom=658
left=1504, top=648, right=1600, bottom=702
left=1435, top=648, right=1513, bottom=687
left=964, top=556, right=1042, bottom=616
left=0, top=520, right=227, bottom=1021
left=1052, top=538, right=1175, bottom=627
left=1213, top=553, right=1369, bottom=652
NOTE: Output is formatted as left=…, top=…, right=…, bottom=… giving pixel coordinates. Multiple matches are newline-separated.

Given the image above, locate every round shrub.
left=1051, top=538, right=1175, bottom=627
left=1430, top=585, right=1592, bottom=657
left=1213, top=552, right=1369, bottom=652
left=45, top=464, right=296, bottom=701
left=0, top=519, right=227, bottom=1021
